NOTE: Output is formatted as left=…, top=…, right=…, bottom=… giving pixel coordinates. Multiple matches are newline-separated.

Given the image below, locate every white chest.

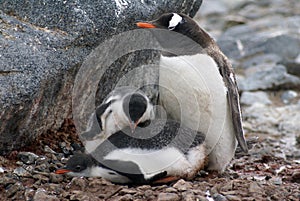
left=159, top=54, right=230, bottom=152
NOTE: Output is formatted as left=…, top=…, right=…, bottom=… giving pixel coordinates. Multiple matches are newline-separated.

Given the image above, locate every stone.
left=68, top=177, right=87, bottom=191
left=249, top=182, right=262, bottom=193
left=144, top=189, right=154, bottom=198
left=6, top=182, right=24, bottom=198
left=0, top=176, right=16, bottom=186
left=240, top=91, right=272, bottom=106
left=270, top=177, right=282, bottom=185
left=0, top=167, right=4, bottom=173
left=157, top=193, right=180, bottom=201
left=13, top=167, right=30, bottom=177
left=291, top=171, right=300, bottom=183
left=117, top=194, right=133, bottom=201
left=225, top=195, right=242, bottom=201
left=24, top=188, right=35, bottom=201
left=17, top=152, right=39, bottom=165
left=282, top=61, right=300, bottom=77
left=44, top=146, right=57, bottom=154
left=212, top=193, right=228, bottom=201
left=32, top=174, right=50, bottom=182
left=197, top=0, right=228, bottom=16
left=173, top=179, right=192, bottom=191
left=182, top=191, right=196, bottom=201
left=49, top=173, right=64, bottom=183
left=119, top=188, right=137, bottom=195
left=165, top=187, right=178, bottom=193
left=0, top=0, right=202, bottom=155
left=218, top=16, right=300, bottom=59
left=33, top=188, right=59, bottom=201
left=136, top=185, right=151, bottom=191
left=241, top=54, right=282, bottom=69
left=243, top=102, right=300, bottom=137
left=69, top=191, right=100, bottom=201
left=263, top=34, right=300, bottom=60
left=238, top=65, right=300, bottom=91
left=281, top=90, right=298, bottom=104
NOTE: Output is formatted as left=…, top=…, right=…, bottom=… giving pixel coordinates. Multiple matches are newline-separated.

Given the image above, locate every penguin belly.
left=159, top=54, right=237, bottom=172
left=104, top=145, right=206, bottom=179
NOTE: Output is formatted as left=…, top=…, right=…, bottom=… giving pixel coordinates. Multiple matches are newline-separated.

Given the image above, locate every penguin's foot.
left=152, top=176, right=180, bottom=184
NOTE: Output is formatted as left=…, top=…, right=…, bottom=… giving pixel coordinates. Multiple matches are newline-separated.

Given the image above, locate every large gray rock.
left=238, top=65, right=300, bottom=91
left=217, top=16, right=300, bottom=60
left=240, top=91, right=272, bottom=106
left=0, top=0, right=202, bottom=155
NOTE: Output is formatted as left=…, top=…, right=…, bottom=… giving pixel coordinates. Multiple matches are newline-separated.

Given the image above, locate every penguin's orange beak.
left=55, top=169, right=71, bottom=174
left=136, top=22, right=156, bottom=28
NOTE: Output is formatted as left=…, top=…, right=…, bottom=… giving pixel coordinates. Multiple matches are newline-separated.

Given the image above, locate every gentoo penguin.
left=56, top=119, right=207, bottom=184
left=136, top=13, right=248, bottom=172
left=55, top=153, right=167, bottom=184
left=81, top=86, right=155, bottom=153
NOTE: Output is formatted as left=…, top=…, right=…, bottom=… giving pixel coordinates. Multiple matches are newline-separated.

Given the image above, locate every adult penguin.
left=137, top=13, right=248, bottom=172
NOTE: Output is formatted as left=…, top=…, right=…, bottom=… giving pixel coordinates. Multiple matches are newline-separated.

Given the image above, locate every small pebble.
left=33, top=188, right=59, bottom=201
left=49, top=173, right=64, bottom=183
left=291, top=171, right=300, bottom=183
left=117, top=194, right=133, bottom=201
left=44, top=145, right=57, bottom=154
left=24, top=188, right=35, bottom=201
left=0, top=167, right=5, bottom=173
left=165, top=187, right=177, bottom=193
left=67, top=177, right=87, bottom=191
left=18, top=152, right=39, bottom=165
left=182, top=191, right=195, bottom=201
left=119, top=188, right=137, bottom=195
left=173, top=179, right=192, bottom=191
left=212, top=193, right=228, bottom=201
left=0, top=176, right=16, bottom=186
left=249, top=182, right=262, bottom=193
left=32, top=174, right=50, bottom=182
left=13, top=167, right=30, bottom=177
left=157, top=193, right=180, bottom=201
left=6, top=182, right=24, bottom=198
left=137, top=185, right=151, bottom=191
left=225, top=195, right=242, bottom=201
left=270, top=177, right=282, bottom=185
left=144, top=189, right=154, bottom=197
left=281, top=90, right=298, bottom=104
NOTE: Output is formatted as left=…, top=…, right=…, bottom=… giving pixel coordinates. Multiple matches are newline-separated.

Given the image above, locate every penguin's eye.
left=75, top=165, right=82, bottom=171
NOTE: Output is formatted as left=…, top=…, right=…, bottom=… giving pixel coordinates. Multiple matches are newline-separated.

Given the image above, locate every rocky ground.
left=1, top=0, right=300, bottom=200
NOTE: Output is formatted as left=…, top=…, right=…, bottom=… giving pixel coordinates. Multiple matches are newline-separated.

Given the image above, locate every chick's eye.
left=75, top=165, right=81, bottom=171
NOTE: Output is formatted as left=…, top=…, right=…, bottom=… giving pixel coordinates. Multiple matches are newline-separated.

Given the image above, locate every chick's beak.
left=136, top=22, right=156, bottom=28
left=55, top=169, right=71, bottom=174
left=129, top=119, right=141, bottom=133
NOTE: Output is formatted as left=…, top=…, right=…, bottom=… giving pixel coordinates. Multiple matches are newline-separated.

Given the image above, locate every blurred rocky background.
left=1, top=0, right=300, bottom=200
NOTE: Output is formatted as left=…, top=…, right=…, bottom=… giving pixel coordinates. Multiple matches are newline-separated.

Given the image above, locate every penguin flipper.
left=224, top=70, right=248, bottom=153
left=95, top=101, right=112, bottom=130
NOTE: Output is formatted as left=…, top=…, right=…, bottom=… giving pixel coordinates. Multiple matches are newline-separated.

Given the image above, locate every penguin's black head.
left=55, top=153, right=95, bottom=174
left=137, top=13, right=198, bottom=34
left=123, top=93, right=147, bottom=128
left=137, top=13, right=214, bottom=48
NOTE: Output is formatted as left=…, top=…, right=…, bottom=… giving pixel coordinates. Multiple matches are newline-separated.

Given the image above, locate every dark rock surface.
left=0, top=0, right=202, bottom=155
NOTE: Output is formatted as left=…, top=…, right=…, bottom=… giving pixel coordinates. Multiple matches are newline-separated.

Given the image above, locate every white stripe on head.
left=105, top=95, right=121, bottom=103
left=168, top=13, right=183, bottom=30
